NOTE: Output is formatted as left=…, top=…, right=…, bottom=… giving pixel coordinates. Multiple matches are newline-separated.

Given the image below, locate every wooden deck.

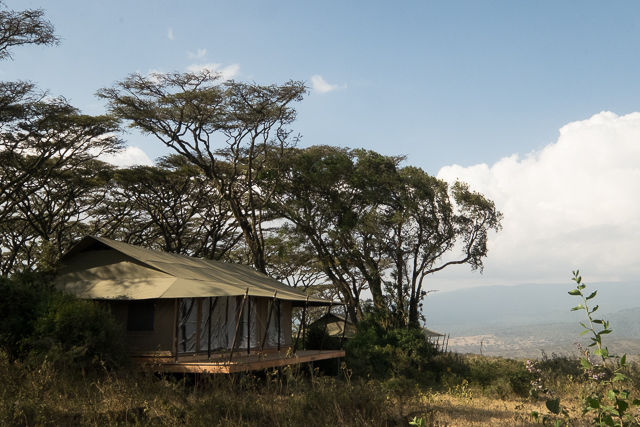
left=132, top=349, right=346, bottom=373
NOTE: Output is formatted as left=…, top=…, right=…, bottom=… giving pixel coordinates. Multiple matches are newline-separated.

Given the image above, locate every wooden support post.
left=293, top=295, right=309, bottom=355
left=247, top=296, right=251, bottom=355
left=229, top=289, right=249, bottom=362
left=302, top=297, right=309, bottom=351
left=339, top=309, right=348, bottom=350
left=277, top=300, right=281, bottom=352
left=224, top=297, right=229, bottom=348
left=207, top=297, right=218, bottom=360
left=195, top=298, right=202, bottom=355
left=260, top=291, right=277, bottom=352
left=320, top=302, right=333, bottom=351
left=173, top=299, right=180, bottom=362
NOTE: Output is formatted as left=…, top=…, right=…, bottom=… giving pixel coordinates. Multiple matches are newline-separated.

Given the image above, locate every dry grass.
left=412, top=390, right=592, bottom=427
left=2, top=352, right=640, bottom=426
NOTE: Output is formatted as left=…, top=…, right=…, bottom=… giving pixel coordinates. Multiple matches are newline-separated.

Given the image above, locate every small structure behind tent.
left=424, top=328, right=449, bottom=353
left=308, top=312, right=357, bottom=341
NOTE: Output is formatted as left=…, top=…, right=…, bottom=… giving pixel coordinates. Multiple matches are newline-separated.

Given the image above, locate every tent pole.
left=339, top=308, right=348, bottom=350
left=224, top=297, right=229, bottom=348
left=302, top=297, right=309, bottom=351
left=277, top=299, right=281, bottom=352
left=247, top=296, right=251, bottom=355
left=320, top=302, right=333, bottom=352
left=229, top=288, right=249, bottom=362
left=173, top=299, right=180, bottom=363
left=293, top=295, right=309, bottom=355
left=260, top=291, right=277, bottom=352
left=195, top=299, right=202, bottom=355
left=207, top=297, right=216, bottom=360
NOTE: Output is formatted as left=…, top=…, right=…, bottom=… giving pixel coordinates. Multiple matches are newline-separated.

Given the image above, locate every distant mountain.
left=422, top=281, right=640, bottom=358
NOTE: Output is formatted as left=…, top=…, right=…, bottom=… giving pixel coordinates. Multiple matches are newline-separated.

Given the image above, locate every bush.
left=27, top=293, right=129, bottom=371
left=0, top=271, right=55, bottom=360
left=464, top=355, right=534, bottom=397
left=345, top=316, right=436, bottom=381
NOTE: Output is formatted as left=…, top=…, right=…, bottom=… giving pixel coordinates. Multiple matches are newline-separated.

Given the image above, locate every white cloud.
left=186, top=62, right=240, bottom=80
left=167, top=28, right=174, bottom=40
left=435, top=111, right=640, bottom=288
left=99, top=146, right=153, bottom=168
left=310, top=75, right=346, bottom=94
left=188, top=48, right=207, bottom=59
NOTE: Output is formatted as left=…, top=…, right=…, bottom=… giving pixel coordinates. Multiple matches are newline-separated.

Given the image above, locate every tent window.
left=127, top=300, right=155, bottom=331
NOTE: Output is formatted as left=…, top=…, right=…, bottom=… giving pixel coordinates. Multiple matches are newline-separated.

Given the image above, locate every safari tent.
left=55, top=236, right=344, bottom=373
left=308, top=312, right=357, bottom=340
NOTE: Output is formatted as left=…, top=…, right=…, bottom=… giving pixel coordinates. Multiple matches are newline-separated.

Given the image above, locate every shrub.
left=464, top=356, right=534, bottom=398
left=345, top=316, right=436, bottom=381
left=0, top=270, right=55, bottom=360
left=27, top=292, right=129, bottom=371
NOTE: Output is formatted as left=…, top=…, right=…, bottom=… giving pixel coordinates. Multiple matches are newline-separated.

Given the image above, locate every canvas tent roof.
left=56, top=236, right=332, bottom=306
left=423, top=328, right=445, bottom=338
left=309, top=312, right=357, bottom=339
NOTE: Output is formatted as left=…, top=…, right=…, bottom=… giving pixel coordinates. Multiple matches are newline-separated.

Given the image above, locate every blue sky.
left=6, top=1, right=640, bottom=289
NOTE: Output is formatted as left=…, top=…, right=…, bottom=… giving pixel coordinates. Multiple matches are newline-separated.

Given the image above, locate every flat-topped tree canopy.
left=57, top=236, right=333, bottom=307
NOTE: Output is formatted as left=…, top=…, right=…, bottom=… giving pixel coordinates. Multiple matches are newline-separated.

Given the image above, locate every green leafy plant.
left=27, top=292, right=129, bottom=371
left=570, top=270, right=640, bottom=427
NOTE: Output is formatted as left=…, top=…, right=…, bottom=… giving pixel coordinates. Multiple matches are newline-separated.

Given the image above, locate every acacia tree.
left=0, top=1, right=59, bottom=60
left=91, top=155, right=242, bottom=260
left=381, top=170, right=502, bottom=326
left=98, top=71, right=305, bottom=274
left=0, top=3, right=123, bottom=275
left=2, top=159, right=114, bottom=274
left=273, top=146, right=502, bottom=327
left=271, top=146, right=394, bottom=322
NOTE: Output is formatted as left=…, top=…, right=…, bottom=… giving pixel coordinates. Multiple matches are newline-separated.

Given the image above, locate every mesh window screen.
left=266, top=299, right=285, bottom=347
left=178, top=298, right=197, bottom=353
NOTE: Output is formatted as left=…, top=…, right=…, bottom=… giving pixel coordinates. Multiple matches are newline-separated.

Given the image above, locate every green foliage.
left=27, top=292, right=129, bottom=371
left=462, top=355, right=535, bottom=398
left=272, top=145, right=502, bottom=327
left=345, top=316, right=436, bottom=381
left=569, top=270, right=640, bottom=427
left=0, top=1, right=60, bottom=61
left=0, top=271, right=128, bottom=372
left=0, top=270, right=55, bottom=360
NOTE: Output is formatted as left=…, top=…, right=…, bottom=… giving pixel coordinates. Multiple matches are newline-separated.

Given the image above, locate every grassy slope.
left=0, top=352, right=618, bottom=426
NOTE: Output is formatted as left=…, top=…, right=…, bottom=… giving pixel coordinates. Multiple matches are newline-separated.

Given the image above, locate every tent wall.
left=99, top=296, right=293, bottom=356
left=102, top=299, right=174, bottom=353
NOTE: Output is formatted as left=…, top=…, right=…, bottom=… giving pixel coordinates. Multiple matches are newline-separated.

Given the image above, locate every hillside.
left=423, top=281, right=640, bottom=359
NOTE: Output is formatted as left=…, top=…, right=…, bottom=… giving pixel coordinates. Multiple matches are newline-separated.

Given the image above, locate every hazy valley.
left=423, top=281, right=640, bottom=359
